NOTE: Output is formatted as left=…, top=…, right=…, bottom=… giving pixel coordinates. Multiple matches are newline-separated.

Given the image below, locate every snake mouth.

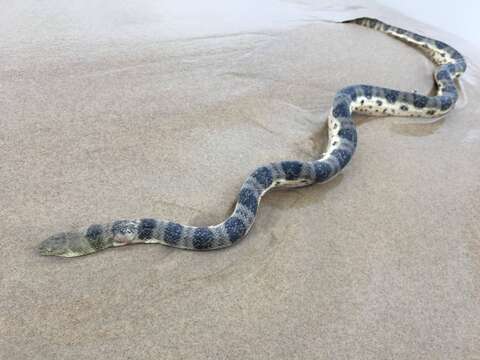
left=38, top=242, right=52, bottom=256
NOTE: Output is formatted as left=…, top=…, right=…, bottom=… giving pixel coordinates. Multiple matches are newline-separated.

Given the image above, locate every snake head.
left=38, top=231, right=97, bottom=257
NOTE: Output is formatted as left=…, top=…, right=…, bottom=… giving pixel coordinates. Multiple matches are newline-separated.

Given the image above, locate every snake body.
left=39, top=18, right=466, bottom=257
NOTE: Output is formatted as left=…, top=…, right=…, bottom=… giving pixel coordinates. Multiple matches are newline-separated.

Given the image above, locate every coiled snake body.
left=39, top=18, right=466, bottom=257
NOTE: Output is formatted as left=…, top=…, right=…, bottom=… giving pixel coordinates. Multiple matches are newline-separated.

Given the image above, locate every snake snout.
left=38, top=232, right=71, bottom=256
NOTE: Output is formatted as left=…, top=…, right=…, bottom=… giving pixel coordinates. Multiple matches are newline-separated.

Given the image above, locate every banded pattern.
left=38, top=17, right=466, bottom=257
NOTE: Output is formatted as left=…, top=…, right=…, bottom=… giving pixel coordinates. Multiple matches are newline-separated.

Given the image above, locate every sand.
left=1, top=1, right=479, bottom=359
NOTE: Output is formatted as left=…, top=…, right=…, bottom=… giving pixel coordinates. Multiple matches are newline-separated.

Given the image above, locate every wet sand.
left=1, top=1, right=479, bottom=359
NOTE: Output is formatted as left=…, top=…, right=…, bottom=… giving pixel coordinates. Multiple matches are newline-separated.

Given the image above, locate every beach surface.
left=1, top=0, right=479, bottom=358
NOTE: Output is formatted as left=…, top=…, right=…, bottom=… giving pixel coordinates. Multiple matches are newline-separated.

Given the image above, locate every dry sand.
left=1, top=0, right=479, bottom=359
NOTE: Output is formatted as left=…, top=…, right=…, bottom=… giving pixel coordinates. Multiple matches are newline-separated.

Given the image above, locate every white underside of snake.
left=38, top=17, right=466, bottom=257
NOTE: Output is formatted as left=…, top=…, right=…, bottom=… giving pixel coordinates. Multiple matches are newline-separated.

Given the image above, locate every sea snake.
left=39, top=18, right=466, bottom=257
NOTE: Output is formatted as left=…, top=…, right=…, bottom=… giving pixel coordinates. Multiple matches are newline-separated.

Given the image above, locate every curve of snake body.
left=39, top=18, right=466, bottom=257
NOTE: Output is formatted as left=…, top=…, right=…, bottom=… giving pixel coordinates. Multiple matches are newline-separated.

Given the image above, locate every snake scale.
left=39, top=18, right=466, bottom=257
